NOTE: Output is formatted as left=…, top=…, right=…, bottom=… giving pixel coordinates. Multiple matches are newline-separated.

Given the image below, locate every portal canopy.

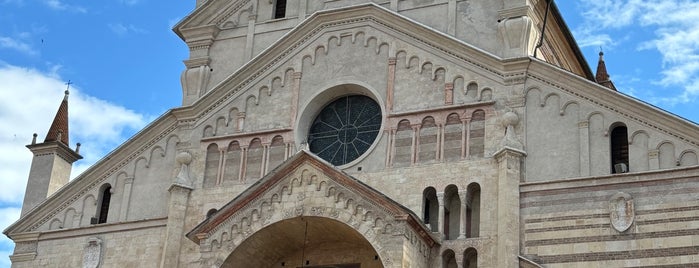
left=223, top=216, right=382, bottom=267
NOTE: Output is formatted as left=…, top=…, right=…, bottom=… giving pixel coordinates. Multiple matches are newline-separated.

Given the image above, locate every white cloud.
left=575, top=0, right=699, bottom=105
left=108, top=23, right=148, bottom=36
left=0, top=64, right=148, bottom=204
left=0, top=63, right=148, bottom=264
left=43, top=0, right=87, bottom=13
left=0, top=36, right=36, bottom=55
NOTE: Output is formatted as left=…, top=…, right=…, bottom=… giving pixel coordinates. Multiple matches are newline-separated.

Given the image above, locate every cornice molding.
left=520, top=165, right=699, bottom=193
left=527, top=59, right=699, bottom=148
left=171, top=3, right=510, bottom=126
left=5, top=114, right=179, bottom=235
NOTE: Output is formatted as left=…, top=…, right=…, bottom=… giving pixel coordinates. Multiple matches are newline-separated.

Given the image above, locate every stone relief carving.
left=609, top=192, right=634, bottom=232
left=82, top=237, right=102, bottom=268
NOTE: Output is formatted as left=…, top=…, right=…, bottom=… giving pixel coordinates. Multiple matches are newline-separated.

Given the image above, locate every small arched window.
left=422, top=187, right=438, bottom=232
left=463, top=248, right=478, bottom=268
left=206, top=209, right=218, bottom=218
left=610, top=124, right=629, bottom=173
left=273, top=0, right=286, bottom=19
left=97, top=184, right=112, bottom=224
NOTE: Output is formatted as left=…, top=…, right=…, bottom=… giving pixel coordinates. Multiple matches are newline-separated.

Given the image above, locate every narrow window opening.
left=97, top=185, right=112, bottom=224
left=424, top=199, right=430, bottom=223
left=273, top=0, right=286, bottom=19
left=611, top=125, right=629, bottom=173
left=422, top=187, right=438, bottom=232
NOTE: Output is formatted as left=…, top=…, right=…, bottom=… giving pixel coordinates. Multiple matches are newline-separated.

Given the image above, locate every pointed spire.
left=44, top=89, right=70, bottom=145
left=595, top=50, right=617, bottom=91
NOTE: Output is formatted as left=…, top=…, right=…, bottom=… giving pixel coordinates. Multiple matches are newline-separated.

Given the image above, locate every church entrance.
left=222, top=216, right=383, bottom=268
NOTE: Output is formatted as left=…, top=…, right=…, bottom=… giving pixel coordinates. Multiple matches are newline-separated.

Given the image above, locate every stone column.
left=216, top=148, right=225, bottom=185
left=386, top=58, right=397, bottom=112
left=458, top=191, right=468, bottom=239
left=462, top=117, right=471, bottom=159
left=437, top=192, right=445, bottom=240
left=240, top=147, right=248, bottom=182
left=579, top=120, right=590, bottom=176
left=261, top=143, right=270, bottom=177
left=160, top=152, right=194, bottom=268
left=237, top=112, right=246, bottom=132
left=385, top=129, right=393, bottom=168
left=438, top=123, right=445, bottom=161
left=411, top=125, right=420, bottom=165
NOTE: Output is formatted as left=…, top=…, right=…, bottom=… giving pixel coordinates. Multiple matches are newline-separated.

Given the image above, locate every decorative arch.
left=679, top=150, right=699, bottom=166
left=466, top=183, right=481, bottom=238
left=96, top=183, right=113, bottom=224
left=204, top=143, right=220, bottom=188
left=418, top=116, right=438, bottom=163
left=394, top=119, right=413, bottom=167
left=610, top=122, right=629, bottom=173
left=188, top=153, right=437, bottom=268
left=469, top=110, right=485, bottom=158
left=463, top=247, right=478, bottom=268
left=658, top=141, right=676, bottom=169
left=422, top=187, right=439, bottom=232
left=444, top=184, right=461, bottom=240
left=442, top=249, right=457, bottom=268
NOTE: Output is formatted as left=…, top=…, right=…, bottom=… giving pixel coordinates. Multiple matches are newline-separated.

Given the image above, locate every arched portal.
left=223, top=216, right=383, bottom=268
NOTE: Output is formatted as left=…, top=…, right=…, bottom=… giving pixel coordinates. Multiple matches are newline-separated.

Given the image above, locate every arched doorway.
left=222, top=216, right=384, bottom=268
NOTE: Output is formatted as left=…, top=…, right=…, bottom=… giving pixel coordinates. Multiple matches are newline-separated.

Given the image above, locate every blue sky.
left=0, top=0, right=698, bottom=266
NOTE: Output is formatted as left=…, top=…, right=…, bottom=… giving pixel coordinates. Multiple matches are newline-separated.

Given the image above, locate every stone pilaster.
left=494, top=111, right=525, bottom=268
left=437, top=192, right=445, bottom=240
left=494, top=147, right=524, bottom=268
left=160, top=152, right=194, bottom=268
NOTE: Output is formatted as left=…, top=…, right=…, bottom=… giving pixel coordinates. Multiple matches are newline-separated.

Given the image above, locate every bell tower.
left=21, top=89, right=82, bottom=216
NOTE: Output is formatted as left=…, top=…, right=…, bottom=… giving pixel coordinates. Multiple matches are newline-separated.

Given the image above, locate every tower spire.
left=595, top=50, right=617, bottom=91
left=44, top=89, right=70, bottom=144
left=21, top=84, right=82, bottom=216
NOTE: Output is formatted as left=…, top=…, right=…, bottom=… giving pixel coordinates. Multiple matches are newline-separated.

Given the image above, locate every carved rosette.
left=609, top=192, right=634, bottom=232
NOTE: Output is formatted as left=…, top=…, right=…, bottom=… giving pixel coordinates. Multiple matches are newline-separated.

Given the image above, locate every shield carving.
left=609, top=192, right=634, bottom=232
left=83, top=237, right=102, bottom=268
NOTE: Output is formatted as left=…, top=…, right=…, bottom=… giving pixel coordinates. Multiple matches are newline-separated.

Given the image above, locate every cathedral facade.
left=5, top=0, right=699, bottom=267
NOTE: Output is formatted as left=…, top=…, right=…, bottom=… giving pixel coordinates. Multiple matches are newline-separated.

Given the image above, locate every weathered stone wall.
left=521, top=167, right=699, bottom=267
left=12, top=225, right=165, bottom=268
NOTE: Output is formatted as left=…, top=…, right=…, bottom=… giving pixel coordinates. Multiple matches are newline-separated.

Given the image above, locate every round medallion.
left=308, top=95, right=382, bottom=166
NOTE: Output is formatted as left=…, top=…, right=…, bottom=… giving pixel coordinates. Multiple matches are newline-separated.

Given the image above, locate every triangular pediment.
left=171, top=3, right=512, bottom=121
left=186, top=150, right=437, bottom=248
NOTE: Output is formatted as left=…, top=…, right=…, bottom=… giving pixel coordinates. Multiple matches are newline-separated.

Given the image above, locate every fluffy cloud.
left=0, top=64, right=147, bottom=204
left=0, top=36, right=36, bottom=56
left=0, top=63, right=148, bottom=259
left=108, top=23, right=148, bottom=36
left=574, top=0, right=699, bottom=105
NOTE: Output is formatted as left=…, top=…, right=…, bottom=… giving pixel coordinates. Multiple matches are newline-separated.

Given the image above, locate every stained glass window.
left=308, top=95, right=381, bottom=166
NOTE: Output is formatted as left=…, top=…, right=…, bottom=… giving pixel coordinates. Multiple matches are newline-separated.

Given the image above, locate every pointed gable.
left=187, top=150, right=437, bottom=248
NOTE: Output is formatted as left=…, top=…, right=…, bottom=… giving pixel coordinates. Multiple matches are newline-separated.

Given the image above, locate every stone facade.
left=5, top=0, right=699, bottom=267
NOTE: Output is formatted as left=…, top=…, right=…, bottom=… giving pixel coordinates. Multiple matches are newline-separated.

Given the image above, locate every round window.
left=308, top=95, right=382, bottom=166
